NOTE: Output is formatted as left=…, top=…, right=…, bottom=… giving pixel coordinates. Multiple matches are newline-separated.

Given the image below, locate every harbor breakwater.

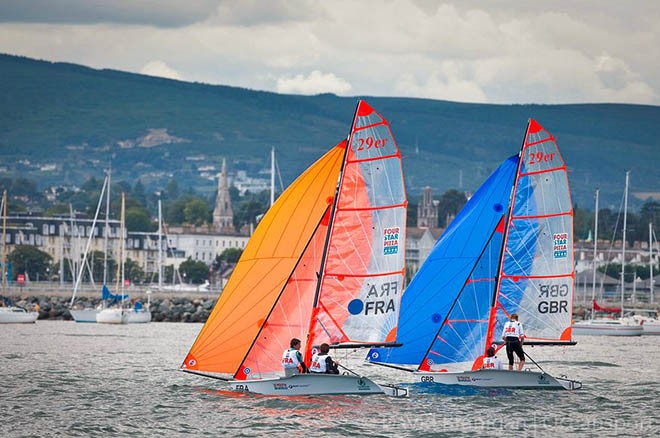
left=3, top=294, right=215, bottom=322
left=4, top=293, right=656, bottom=323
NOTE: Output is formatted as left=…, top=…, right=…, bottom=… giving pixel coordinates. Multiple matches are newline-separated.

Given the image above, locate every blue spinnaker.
left=418, top=217, right=504, bottom=371
left=368, top=156, right=518, bottom=365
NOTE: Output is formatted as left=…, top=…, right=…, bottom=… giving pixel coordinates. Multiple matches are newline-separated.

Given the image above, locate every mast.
left=485, top=121, right=528, bottom=346
left=158, top=197, right=163, bottom=292
left=650, top=222, right=654, bottom=305
left=70, top=176, right=107, bottom=307
left=270, top=147, right=275, bottom=207
left=304, top=107, right=355, bottom=360
left=103, top=168, right=111, bottom=288
left=1, top=190, right=7, bottom=295
left=120, top=193, right=126, bottom=307
left=591, top=189, right=599, bottom=320
left=621, top=171, right=629, bottom=317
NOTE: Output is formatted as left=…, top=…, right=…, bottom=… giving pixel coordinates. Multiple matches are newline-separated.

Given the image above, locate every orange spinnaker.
left=182, top=142, right=345, bottom=375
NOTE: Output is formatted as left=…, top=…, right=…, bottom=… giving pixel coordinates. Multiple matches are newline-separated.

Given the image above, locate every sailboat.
left=70, top=172, right=112, bottom=322
left=181, top=100, right=408, bottom=396
left=97, top=192, right=129, bottom=324
left=369, top=119, right=581, bottom=390
left=0, top=190, right=39, bottom=324
left=572, top=182, right=643, bottom=336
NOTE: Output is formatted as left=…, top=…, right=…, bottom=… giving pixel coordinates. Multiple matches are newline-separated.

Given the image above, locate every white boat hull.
left=229, top=374, right=408, bottom=397
left=641, top=323, right=660, bottom=335
left=0, top=307, right=38, bottom=324
left=95, top=308, right=151, bottom=324
left=96, top=308, right=127, bottom=324
left=572, top=319, right=643, bottom=336
left=413, top=369, right=581, bottom=390
left=69, top=308, right=99, bottom=323
left=124, top=309, right=151, bottom=324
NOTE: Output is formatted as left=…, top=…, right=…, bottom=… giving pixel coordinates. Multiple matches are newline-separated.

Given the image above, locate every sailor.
left=282, top=338, right=308, bottom=377
left=501, top=313, right=525, bottom=371
left=309, top=343, right=340, bottom=374
left=481, top=346, right=503, bottom=370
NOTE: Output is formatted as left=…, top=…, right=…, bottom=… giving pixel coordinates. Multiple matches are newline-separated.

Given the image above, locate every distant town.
left=1, top=160, right=658, bottom=308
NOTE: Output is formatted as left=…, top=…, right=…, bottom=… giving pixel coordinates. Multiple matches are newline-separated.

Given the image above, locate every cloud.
left=0, top=0, right=218, bottom=27
left=0, top=0, right=658, bottom=104
left=212, top=0, right=320, bottom=26
left=276, top=70, right=352, bottom=95
left=140, top=61, right=183, bottom=81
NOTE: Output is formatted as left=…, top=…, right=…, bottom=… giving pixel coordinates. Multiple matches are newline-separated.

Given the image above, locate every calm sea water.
left=1, top=321, right=658, bottom=437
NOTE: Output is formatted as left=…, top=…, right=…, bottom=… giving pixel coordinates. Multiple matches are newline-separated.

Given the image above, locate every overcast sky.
left=1, top=0, right=658, bottom=105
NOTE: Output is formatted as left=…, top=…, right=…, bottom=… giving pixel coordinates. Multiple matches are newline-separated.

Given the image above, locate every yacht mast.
left=158, top=197, right=163, bottom=292
left=270, top=147, right=275, bottom=207
left=1, top=191, right=7, bottom=295
left=103, top=168, right=111, bottom=287
left=650, top=222, right=654, bottom=304
left=591, top=189, right=599, bottom=320
left=621, top=171, right=629, bottom=317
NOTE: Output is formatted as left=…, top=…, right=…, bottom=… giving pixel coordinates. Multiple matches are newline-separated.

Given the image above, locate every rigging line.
left=180, top=369, right=232, bottom=381
left=228, top=205, right=332, bottom=377
left=367, top=361, right=416, bottom=373
left=522, top=350, right=547, bottom=374
left=417, top=218, right=504, bottom=371
left=337, top=363, right=360, bottom=376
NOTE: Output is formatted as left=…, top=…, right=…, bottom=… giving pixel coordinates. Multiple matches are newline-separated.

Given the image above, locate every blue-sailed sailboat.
left=368, top=119, right=581, bottom=390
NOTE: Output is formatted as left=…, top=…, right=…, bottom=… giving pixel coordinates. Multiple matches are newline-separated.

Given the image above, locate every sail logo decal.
left=383, top=227, right=400, bottom=255
left=552, top=232, right=568, bottom=259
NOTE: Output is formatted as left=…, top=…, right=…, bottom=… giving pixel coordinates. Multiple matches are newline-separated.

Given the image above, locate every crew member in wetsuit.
left=282, top=338, right=308, bottom=377
left=309, top=343, right=340, bottom=374
left=501, top=313, right=525, bottom=371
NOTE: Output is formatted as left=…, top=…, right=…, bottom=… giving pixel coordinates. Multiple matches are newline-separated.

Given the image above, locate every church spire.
left=213, top=158, right=234, bottom=231
left=417, top=186, right=438, bottom=229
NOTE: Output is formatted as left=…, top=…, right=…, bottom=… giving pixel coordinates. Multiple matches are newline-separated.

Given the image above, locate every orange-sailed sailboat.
left=181, top=100, right=408, bottom=396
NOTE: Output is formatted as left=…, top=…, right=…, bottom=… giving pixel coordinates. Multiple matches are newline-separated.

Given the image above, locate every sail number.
left=528, top=150, right=555, bottom=165
left=537, top=283, right=569, bottom=314
left=356, top=136, right=388, bottom=151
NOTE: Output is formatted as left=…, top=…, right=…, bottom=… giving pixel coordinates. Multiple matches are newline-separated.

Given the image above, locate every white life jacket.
left=282, top=348, right=301, bottom=369
left=502, top=320, right=524, bottom=339
left=310, top=353, right=328, bottom=373
left=483, top=356, right=502, bottom=370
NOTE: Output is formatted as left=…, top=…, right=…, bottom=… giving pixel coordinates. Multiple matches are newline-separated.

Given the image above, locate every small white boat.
left=631, top=314, right=660, bottom=335
left=0, top=307, right=39, bottom=324
left=572, top=318, right=643, bottom=336
left=414, top=369, right=581, bottom=390
left=69, top=308, right=100, bottom=323
left=228, top=373, right=407, bottom=397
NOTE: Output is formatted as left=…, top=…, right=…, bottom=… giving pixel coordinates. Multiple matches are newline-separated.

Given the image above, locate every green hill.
left=1, top=53, right=658, bottom=208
